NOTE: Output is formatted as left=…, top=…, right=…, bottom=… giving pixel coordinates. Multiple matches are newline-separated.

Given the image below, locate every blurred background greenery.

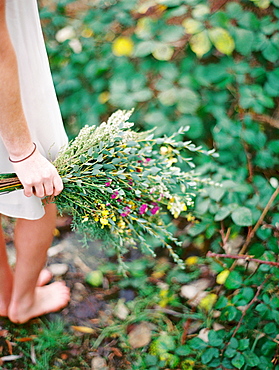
left=39, top=0, right=279, bottom=257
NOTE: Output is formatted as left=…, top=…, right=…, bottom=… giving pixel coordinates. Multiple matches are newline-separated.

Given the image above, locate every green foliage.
left=39, top=0, right=279, bottom=368
left=2, top=320, right=74, bottom=369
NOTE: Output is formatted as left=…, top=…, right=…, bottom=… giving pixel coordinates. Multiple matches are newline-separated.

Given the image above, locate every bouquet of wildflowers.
left=0, top=110, right=217, bottom=271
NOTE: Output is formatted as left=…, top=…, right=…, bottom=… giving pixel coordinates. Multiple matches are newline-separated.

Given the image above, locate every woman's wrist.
left=9, top=142, right=37, bottom=163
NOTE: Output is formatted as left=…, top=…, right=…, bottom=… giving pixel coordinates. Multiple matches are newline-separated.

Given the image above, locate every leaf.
left=234, top=27, right=255, bottom=55
left=216, top=269, right=230, bottom=285
left=198, top=293, right=218, bottom=311
left=152, top=44, right=174, bottom=61
left=71, top=326, right=95, bottom=334
left=231, top=353, right=245, bottom=369
left=224, top=270, right=243, bottom=289
left=182, top=18, right=203, bottom=34
left=231, top=207, right=253, bottom=226
left=208, top=330, right=223, bottom=347
left=209, top=27, right=235, bottom=55
left=243, top=351, right=260, bottom=367
left=189, top=30, right=212, bottom=57
left=201, top=347, right=219, bottom=364
left=134, top=41, right=157, bottom=57
left=214, top=206, right=232, bottom=221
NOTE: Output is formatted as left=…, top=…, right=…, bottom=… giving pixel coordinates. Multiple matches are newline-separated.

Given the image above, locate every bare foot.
left=0, top=269, right=53, bottom=317
left=8, top=281, right=70, bottom=324
left=36, top=269, right=53, bottom=287
left=0, top=266, right=13, bottom=317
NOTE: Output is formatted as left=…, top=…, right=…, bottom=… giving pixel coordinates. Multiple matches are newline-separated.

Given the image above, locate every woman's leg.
left=8, top=203, right=70, bottom=324
left=0, top=220, right=13, bottom=317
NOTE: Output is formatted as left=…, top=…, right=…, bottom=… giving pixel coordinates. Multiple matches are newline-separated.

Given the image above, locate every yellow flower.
left=100, top=217, right=109, bottom=226
left=112, top=37, right=134, bottom=57
left=118, top=220, right=126, bottom=229
left=94, top=216, right=99, bottom=222
left=181, top=203, right=187, bottom=211
left=101, top=210, right=109, bottom=216
left=174, top=211, right=179, bottom=219
left=186, top=213, right=195, bottom=221
left=112, top=216, right=117, bottom=222
left=168, top=157, right=177, bottom=165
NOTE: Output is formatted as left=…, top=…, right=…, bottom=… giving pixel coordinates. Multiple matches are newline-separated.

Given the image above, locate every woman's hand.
left=12, top=149, right=63, bottom=198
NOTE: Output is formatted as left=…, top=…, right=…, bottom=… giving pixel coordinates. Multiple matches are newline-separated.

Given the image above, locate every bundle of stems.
left=0, top=110, right=217, bottom=272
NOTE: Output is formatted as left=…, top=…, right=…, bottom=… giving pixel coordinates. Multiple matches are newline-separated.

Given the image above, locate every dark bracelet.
left=9, top=143, right=37, bottom=163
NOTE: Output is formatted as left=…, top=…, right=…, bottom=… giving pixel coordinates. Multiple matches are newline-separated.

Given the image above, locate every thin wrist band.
left=9, top=142, right=37, bottom=163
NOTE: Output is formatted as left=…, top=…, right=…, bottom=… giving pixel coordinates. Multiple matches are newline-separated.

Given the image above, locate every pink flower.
left=121, top=206, right=131, bottom=217
left=139, top=204, right=148, bottom=215
left=111, top=191, right=119, bottom=199
left=145, top=158, right=151, bottom=162
left=151, top=206, right=160, bottom=215
left=105, top=181, right=111, bottom=187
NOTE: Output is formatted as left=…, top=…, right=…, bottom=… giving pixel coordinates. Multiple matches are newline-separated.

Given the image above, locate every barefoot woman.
left=0, top=0, right=70, bottom=323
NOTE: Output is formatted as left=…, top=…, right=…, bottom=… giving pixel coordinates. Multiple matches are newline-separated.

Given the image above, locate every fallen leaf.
left=114, top=299, right=130, bottom=320
left=180, top=278, right=212, bottom=306
left=198, top=328, right=209, bottom=342
left=91, top=356, right=108, bottom=370
left=71, top=326, right=95, bottom=334
left=5, top=340, right=13, bottom=355
left=128, top=322, right=152, bottom=348
left=0, top=330, right=8, bottom=337
left=15, top=336, right=37, bottom=342
left=111, top=347, right=123, bottom=357
left=0, top=355, right=23, bottom=362
left=30, top=343, right=36, bottom=364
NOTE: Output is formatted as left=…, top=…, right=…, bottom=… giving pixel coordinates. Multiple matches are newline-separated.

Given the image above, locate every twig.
left=219, top=222, right=231, bottom=247
left=181, top=317, right=192, bottom=345
left=207, top=251, right=279, bottom=268
left=230, top=276, right=270, bottom=339
left=231, top=186, right=279, bottom=270
left=250, top=112, right=279, bottom=129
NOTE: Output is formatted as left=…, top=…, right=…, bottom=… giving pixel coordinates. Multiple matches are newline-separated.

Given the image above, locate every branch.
left=231, top=186, right=279, bottom=270
left=207, top=251, right=279, bottom=267
left=250, top=112, right=279, bottom=129
left=230, top=276, right=269, bottom=339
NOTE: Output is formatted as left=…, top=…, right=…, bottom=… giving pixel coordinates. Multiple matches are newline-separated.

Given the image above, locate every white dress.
left=0, top=0, right=68, bottom=220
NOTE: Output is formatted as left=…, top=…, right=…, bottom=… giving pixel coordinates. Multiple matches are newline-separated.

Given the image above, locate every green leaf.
left=176, top=88, right=200, bottom=114
left=231, top=353, right=245, bottom=369
left=208, top=331, right=223, bottom=347
left=224, top=270, right=243, bottom=289
left=234, top=27, right=255, bottom=55
left=175, top=345, right=191, bottom=356
left=231, top=207, right=253, bottom=226
left=243, top=351, right=260, bottom=367
left=201, top=347, right=219, bottom=364
left=214, top=206, right=232, bottom=221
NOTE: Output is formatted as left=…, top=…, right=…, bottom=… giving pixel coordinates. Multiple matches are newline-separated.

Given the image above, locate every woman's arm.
left=0, top=0, right=63, bottom=198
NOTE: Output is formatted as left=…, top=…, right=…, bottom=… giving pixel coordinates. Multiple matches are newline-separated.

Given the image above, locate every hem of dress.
left=0, top=208, right=45, bottom=221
